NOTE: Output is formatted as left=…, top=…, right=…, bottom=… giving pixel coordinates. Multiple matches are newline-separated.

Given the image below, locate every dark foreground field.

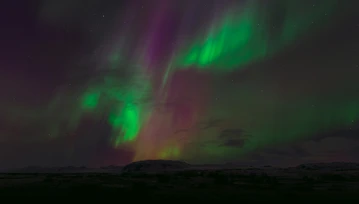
left=1, top=166, right=359, bottom=201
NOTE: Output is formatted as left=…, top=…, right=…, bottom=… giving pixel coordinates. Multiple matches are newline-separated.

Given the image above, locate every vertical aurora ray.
left=176, top=5, right=267, bottom=71
left=108, top=102, right=143, bottom=146
left=279, top=0, right=337, bottom=45
left=105, top=76, right=151, bottom=147
left=72, top=67, right=153, bottom=149
left=174, top=0, right=337, bottom=72
left=81, top=91, right=101, bottom=110
left=158, top=145, right=180, bottom=159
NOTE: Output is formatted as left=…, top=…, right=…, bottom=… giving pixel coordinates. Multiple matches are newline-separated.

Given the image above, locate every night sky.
left=1, top=0, right=359, bottom=169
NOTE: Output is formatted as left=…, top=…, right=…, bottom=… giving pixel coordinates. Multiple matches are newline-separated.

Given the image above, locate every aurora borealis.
left=1, top=0, right=359, bottom=168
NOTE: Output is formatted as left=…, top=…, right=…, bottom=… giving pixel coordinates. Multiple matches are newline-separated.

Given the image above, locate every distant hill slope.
left=122, top=160, right=191, bottom=173
left=3, top=161, right=359, bottom=173
left=296, top=162, right=359, bottom=170
left=3, top=166, right=93, bottom=173
left=3, top=165, right=123, bottom=173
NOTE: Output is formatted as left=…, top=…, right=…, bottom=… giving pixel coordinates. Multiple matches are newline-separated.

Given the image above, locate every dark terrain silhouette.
left=1, top=160, right=359, bottom=200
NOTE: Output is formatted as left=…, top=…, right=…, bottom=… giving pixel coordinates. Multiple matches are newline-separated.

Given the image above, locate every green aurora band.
left=173, top=0, right=336, bottom=72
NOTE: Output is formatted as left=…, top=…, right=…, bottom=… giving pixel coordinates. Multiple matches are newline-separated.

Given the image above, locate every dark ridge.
left=122, top=160, right=191, bottom=173
left=296, top=162, right=359, bottom=170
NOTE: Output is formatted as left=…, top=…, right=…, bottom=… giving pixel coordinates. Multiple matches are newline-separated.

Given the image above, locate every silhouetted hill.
left=4, top=161, right=359, bottom=174
left=122, top=160, right=190, bottom=173
left=296, top=162, right=359, bottom=171
left=5, top=166, right=95, bottom=173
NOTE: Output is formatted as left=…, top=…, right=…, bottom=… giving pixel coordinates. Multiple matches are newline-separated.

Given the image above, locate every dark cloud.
left=196, top=119, right=224, bottom=130
left=219, top=128, right=249, bottom=139
left=261, top=145, right=310, bottom=158
left=216, top=128, right=252, bottom=147
left=234, top=135, right=359, bottom=166
left=222, top=139, right=245, bottom=147
left=311, top=128, right=359, bottom=142
left=173, top=119, right=224, bottom=134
